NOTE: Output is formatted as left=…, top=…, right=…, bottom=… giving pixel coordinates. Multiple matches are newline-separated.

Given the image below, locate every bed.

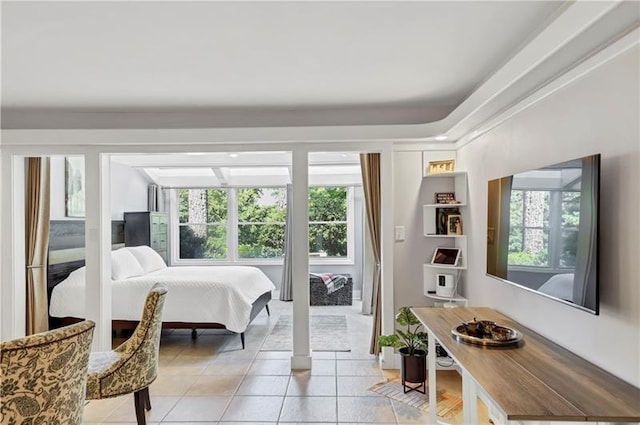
left=49, top=245, right=275, bottom=348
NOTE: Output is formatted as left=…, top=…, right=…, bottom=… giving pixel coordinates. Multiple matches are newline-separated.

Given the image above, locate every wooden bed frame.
left=48, top=220, right=272, bottom=349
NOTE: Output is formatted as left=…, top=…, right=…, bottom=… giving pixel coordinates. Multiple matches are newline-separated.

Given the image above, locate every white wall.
left=50, top=156, right=150, bottom=220
left=456, top=47, right=639, bottom=386
left=109, top=161, right=150, bottom=220
left=393, top=151, right=440, bottom=309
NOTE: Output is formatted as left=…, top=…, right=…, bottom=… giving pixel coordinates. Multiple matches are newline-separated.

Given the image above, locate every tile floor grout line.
left=88, top=300, right=465, bottom=424
left=275, top=373, right=293, bottom=422
left=160, top=309, right=275, bottom=423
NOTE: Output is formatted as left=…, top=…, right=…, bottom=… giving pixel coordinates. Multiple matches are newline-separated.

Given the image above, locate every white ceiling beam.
left=136, top=167, right=157, bottom=184
left=211, top=167, right=228, bottom=186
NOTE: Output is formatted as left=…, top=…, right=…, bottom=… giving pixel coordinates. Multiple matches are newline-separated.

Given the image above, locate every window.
left=508, top=189, right=579, bottom=269
left=175, top=186, right=353, bottom=263
left=178, top=189, right=227, bottom=259
left=309, top=187, right=348, bottom=258
left=237, top=188, right=286, bottom=259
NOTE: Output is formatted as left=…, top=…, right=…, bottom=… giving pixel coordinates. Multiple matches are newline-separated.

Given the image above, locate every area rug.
left=260, top=315, right=351, bottom=352
left=368, top=378, right=463, bottom=419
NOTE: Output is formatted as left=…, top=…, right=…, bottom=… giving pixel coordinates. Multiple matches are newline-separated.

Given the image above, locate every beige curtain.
left=360, top=153, right=381, bottom=355
left=25, top=157, right=51, bottom=335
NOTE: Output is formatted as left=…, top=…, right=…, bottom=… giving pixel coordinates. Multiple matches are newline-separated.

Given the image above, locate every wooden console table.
left=411, top=306, right=640, bottom=424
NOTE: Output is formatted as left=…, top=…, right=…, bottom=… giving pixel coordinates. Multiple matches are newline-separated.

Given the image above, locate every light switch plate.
left=394, top=226, right=405, bottom=241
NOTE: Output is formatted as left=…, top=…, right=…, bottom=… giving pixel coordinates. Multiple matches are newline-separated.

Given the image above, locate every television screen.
left=486, top=154, right=600, bottom=314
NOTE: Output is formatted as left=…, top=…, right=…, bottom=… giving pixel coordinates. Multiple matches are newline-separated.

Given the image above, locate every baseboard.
left=290, top=355, right=312, bottom=370
left=272, top=289, right=361, bottom=303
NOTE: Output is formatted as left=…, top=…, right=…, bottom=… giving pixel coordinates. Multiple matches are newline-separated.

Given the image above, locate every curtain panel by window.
left=360, top=153, right=381, bottom=355
left=25, top=157, right=51, bottom=335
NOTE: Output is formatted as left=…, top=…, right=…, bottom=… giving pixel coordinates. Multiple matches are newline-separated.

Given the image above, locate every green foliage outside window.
left=309, top=187, right=348, bottom=257
left=178, top=189, right=227, bottom=259
left=177, top=186, right=349, bottom=260
left=238, top=188, right=286, bottom=259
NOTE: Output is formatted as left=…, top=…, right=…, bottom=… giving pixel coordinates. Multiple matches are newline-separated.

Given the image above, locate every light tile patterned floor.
left=83, top=299, right=487, bottom=424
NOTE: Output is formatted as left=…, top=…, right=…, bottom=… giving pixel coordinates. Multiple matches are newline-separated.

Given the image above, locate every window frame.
left=170, top=185, right=356, bottom=266
left=173, top=188, right=230, bottom=263
left=235, top=187, right=287, bottom=261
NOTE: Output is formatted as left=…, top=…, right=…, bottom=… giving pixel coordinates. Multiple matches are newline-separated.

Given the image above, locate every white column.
left=0, top=149, right=2, bottom=339
left=290, top=149, right=311, bottom=370
left=84, top=152, right=112, bottom=350
left=0, top=154, right=26, bottom=340
left=379, top=146, right=395, bottom=368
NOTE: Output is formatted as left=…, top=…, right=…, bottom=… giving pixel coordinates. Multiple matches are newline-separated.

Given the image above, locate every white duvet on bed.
left=50, top=266, right=275, bottom=333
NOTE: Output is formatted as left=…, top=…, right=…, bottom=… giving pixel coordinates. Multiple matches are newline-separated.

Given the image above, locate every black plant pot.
left=399, top=347, right=427, bottom=393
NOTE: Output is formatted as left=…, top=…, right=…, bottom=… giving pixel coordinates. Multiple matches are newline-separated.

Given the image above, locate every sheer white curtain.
left=279, top=184, right=294, bottom=301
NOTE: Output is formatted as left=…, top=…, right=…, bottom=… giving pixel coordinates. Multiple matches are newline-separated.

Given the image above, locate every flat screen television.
left=486, top=154, right=600, bottom=314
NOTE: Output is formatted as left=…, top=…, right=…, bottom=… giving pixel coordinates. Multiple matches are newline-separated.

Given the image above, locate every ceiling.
left=2, top=1, right=635, bottom=142
left=1, top=1, right=564, bottom=128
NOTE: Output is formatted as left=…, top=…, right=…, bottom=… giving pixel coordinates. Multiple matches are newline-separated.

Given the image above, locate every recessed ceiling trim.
left=455, top=26, right=640, bottom=150
left=2, top=4, right=633, bottom=152
left=444, top=0, right=620, bottom=140
left=2, top=2, right=621, bottom=146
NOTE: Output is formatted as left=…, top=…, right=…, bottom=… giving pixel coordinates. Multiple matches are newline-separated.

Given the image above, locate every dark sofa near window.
left=309, top=273, right=353, bottom=306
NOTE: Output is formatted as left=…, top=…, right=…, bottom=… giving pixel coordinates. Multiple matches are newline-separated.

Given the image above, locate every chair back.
left=95, top=283, right=167, bottom=396
left=0, top=320, right=95, bottom=425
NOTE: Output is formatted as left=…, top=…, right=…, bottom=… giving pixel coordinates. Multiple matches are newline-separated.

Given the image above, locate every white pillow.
left=64, top=266, right=86, bottom=287
left=111, top=248, right=145, bottom=280
left=127, top=245, right=167, bottom=274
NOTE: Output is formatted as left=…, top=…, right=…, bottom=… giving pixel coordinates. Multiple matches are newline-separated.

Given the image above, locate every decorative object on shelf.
left=435, top=274, right=455, bottom=297
left=427, top=159, right=455, bottom=174
left=447, top=214, right=463, bottom=235
left=435, top=192, right=457, bottom=204
left=451, top=318, right=523, bottom=347
left=436, top=207, right=459, bottom=235
left=431, top=247, right=461, bottom=267
left=379, top=307, right=428, bottom=394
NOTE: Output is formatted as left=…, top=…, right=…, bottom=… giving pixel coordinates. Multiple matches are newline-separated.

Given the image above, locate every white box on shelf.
left=435, top=273, right=455, bottom=297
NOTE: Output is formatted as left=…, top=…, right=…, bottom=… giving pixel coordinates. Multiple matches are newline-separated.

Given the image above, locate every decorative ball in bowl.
left=490, top=326, right=514, bottom=341
left=462, top=318, right=496, bottom=338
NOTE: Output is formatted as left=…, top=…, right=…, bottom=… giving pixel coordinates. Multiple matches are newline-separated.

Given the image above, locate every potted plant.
left=379, top=307, right=428, bottom=393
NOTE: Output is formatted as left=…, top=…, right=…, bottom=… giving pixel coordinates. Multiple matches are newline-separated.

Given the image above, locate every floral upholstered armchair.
left=85, top=283, right=167, bottom=425
left=0, top=320, right=96, bottom=425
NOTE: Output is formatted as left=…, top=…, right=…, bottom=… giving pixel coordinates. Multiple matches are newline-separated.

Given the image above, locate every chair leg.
left=143, top=387, right=151, bottom=411
left=265, top=304, right=270, bottom=316
left=240, top=332, right=245, bottom=349
left=134, top=389, right=147, bottom=425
